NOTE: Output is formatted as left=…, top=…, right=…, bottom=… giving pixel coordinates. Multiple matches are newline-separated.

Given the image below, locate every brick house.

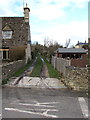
left=0, top=4, right=31, bottom=64
left=55, top=48, right=87, bottom=67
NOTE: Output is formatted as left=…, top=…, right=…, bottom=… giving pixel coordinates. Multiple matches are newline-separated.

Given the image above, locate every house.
left=55, top=48, right=87, bottom=67
left=0, top=3, right=31, bottom=64
left=75, top=41, right=88, bottom=49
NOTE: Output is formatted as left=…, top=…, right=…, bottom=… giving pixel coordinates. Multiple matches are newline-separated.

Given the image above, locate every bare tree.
left=44, top=37, right=54, bottom=47
left=65, top=39, right=71, bottom=48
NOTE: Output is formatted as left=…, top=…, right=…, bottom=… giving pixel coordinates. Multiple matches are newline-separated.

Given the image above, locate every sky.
left=0, top=0, right=89, bottom=47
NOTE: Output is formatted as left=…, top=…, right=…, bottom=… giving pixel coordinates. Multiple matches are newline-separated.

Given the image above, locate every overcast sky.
left=0, top=0, right=88, bottom=47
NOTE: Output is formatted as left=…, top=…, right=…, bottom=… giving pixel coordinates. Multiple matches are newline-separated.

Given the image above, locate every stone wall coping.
left=2, top=60, right=24, bottom=67
left=66, top=66, right=88, bottom=70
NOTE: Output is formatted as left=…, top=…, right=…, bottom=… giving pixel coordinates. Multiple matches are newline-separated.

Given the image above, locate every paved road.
left=1, top=58, right=89, bottom=119
left=2, top=87, right=89, bottom=119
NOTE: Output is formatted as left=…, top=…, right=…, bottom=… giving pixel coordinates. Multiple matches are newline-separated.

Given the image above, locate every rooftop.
left=76, top=42, right=88, bottom=45
left=56, top=48, right=86, bottom=53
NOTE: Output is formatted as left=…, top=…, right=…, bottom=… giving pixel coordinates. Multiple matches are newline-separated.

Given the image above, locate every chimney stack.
left=78, top=41, right=79, bottom=44
left=24, top=3, right=30, bottom=23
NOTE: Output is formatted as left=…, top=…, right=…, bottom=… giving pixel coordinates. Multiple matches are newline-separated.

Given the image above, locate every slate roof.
left=56, top=48, right=86, bottom=53
left=76, top=42, right=88, bottom=45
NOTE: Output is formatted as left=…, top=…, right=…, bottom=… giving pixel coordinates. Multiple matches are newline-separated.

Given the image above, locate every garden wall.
left=1, top=60, right=26, bottom=80
left=51, top=56, right=71, bottom=76
left=52, top=56, right=88, bottom=91
left=64, top=66, right=88, bottom=91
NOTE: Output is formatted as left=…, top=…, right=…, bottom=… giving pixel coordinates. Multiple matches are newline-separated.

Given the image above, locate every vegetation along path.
left=5, top=56, right=67, bottom=89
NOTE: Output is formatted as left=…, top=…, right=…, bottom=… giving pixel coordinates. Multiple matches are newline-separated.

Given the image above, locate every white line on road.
left=0, top=113, right=2, bottom=120
left=78, top=97, right=89, bottom=118
left=12, top=102, right=60, bottom=108
left=17, top=103, right=54, bottom=107
left=5, top=107, right=59, bottom=118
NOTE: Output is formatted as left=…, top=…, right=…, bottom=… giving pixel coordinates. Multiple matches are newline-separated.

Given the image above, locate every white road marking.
left=17, top=103, right=54, bottom=107
left=12, top=102, right=60, bottom=108
left=5, top=108, right=59, bottom=118
left=78, top=97, right=89, bottom=118
left=38, top=102, right=60, bottom=104
left=0, top=113, right=2, bottom=120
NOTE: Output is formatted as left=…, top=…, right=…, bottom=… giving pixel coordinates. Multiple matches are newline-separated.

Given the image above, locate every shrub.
left=9, top=46, right=26, bottom=61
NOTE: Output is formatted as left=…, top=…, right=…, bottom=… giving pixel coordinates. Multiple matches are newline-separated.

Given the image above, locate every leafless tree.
left=65, top=39, right=71, bottom=48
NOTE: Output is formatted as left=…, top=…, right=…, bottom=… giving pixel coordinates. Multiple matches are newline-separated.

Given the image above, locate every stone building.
left=55, top=48, right=87, bottom=67
left=0, top=4, right=31, bottom=64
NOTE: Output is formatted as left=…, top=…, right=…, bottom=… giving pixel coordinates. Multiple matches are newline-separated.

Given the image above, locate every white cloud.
left=0, top=0, right=88, bottom=18
left=31, top=20, right=88, bottom=46
left=31, top=33, right=45, bottom=45
left=29, top=0, right=88, bottom=21
left=0, top=0, right=88, bottom=46
left=0, top=0, right=23, bottom=17
left=31, top=4, right=65, bottom=21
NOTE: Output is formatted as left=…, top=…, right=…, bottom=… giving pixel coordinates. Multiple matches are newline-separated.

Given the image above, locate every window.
left=3, top=51, right=7, bottom=59
left=3, top=50, right=9, bottom=60
left=0, top=49, right=9, bottom=60
left=2, top=31, right=12, bottom=39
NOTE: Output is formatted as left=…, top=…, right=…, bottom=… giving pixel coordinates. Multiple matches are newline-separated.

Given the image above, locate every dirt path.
left=5, top=57, right=67, bottom=89
left=40, top=62, right=49, bottom=78
left=6, top=57, right=38, bottom=86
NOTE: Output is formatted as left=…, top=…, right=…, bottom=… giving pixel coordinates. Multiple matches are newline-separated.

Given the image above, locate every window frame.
left=2, top=30, right=12, bottom=39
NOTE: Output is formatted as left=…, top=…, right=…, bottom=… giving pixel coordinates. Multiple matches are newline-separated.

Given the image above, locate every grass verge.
left=2, top=79, right=9, bottom=85
left=30, top=56, right=43, bottom=77
left=13, top=60, right=34, bottom=77
left=44, top=57, right=61, bottom=79
left=2, top=60, right=34, bottom=85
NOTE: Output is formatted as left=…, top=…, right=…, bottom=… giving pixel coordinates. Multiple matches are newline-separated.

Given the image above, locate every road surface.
left=1, top=58, right=89, bottom=119
left=2, top=87, right=89, bottom=119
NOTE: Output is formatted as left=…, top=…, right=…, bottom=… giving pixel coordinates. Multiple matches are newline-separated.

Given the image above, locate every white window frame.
left=2, top=31, right=12, bottom=39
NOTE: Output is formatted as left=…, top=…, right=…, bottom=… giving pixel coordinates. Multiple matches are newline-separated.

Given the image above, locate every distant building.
left=75, top=41, right=88, bottom=48
left=0, top=4, right=31, bottom=64
left=55, top=48, right=87, bottom=67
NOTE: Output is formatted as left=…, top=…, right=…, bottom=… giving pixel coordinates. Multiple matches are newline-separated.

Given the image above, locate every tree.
left=65, top=39, right=71, bottom=48
left=44, top=37, right=63, bottom=63
left=82, top=44, right=88, bottom=49
left=44, top=37, right=53, bottom=47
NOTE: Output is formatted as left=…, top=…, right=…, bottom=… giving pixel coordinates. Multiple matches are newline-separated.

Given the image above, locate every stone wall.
left=1, top=60, right=26, bottom=80
left=0, top=18, right=2, bottom=85
left=52, top=56, right=88, bottom=91
left=1, top=17, right=31, bottom=64
left=2, top=17, right=29, bottom=46
left=52, top=56, right=71, bottom=76
left=63, top=66, right=88, bottom=91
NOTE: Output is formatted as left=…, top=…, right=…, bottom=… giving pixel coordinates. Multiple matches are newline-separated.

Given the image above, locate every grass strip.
left=2, top=79, right=9, bottom=85
left=13, top=60, right=34, bottom=77
left=44, top=58, right=61, bottom=79
left=2, top=60, right=34, bottom=85
left=30, top=56, right=43, bottom=77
